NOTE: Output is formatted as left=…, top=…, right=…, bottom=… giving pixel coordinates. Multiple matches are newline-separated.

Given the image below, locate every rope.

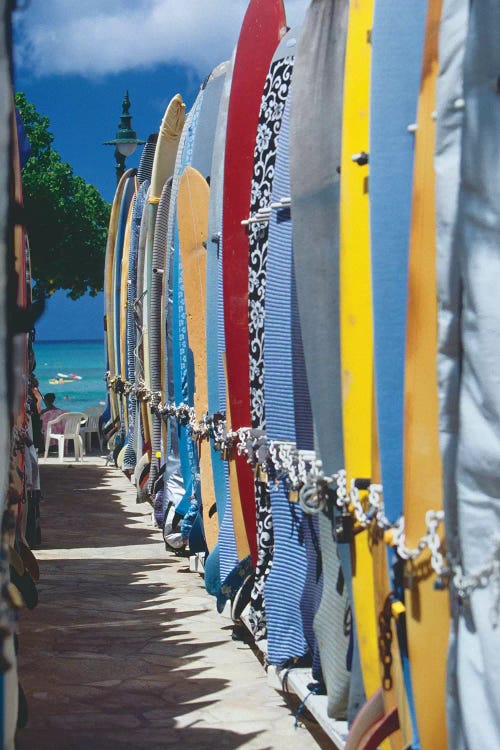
left=294, top=683, right=321, bottom=729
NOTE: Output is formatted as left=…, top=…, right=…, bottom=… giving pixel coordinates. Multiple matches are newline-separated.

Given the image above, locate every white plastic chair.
left=44, top=412, right=88, bottom=462
left=82, top=409, right=104, bottom=453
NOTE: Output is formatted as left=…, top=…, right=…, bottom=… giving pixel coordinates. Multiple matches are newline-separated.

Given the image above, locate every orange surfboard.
left=178, top=166, right=218, bottom=550
left=403, top=1, right=448, bottom=747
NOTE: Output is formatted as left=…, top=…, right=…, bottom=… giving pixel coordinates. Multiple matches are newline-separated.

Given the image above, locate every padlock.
left=336, top=512, right=354, bottom=543
left=390, top=599, right=406, bottom=620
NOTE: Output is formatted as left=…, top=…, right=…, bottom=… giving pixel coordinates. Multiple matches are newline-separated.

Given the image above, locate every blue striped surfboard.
left=262, top=81, right=310, bottom=665
left=290, top=235, right=323, bottom=681
left=289, top=0, right=359, bottom=722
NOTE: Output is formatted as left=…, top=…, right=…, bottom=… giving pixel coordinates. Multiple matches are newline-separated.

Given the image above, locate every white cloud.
left=14, top=0, right=310, bottom=78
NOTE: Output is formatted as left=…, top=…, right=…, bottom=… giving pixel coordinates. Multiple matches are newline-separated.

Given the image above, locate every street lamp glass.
left=116, top=142, right=137, bottom=157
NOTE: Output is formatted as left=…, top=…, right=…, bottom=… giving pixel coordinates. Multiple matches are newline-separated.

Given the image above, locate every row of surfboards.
left=0, top=95, right=45, bottom=748
left=105, top=1, right=500, bottom=749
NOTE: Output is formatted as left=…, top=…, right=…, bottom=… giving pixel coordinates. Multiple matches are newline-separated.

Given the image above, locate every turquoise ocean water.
left=34, top=339, right=107, bottom=413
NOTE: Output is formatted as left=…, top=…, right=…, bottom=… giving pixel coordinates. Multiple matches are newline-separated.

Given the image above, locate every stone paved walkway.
left=15, top=458, right=334, bottom=750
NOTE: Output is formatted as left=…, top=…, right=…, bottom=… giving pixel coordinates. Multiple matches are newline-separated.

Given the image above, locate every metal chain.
left=299, top=460, right=338, bottom=515
left=212, top=413, right=227, bottom=452
left=452, top=535, right=500, bottom=626
left=336, top=469, right=348, bottom=510
left=195, top=413, right=214, bottom=442
left=102, top=377, right=499, bottom=611
left=300, top=467, right=453, bottom=586
left=268, top=440, right=299, bottom=487
left=342, top=480, right=392, bottom=531
left=391, top=511, right=444, bottom=559
left=368, top=484, right=392, bottom=530
left=378, top=597, right=394, bottom=692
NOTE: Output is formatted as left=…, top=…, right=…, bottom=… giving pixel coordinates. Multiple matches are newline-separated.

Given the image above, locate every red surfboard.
left=222, top=0, right=286, bottom=563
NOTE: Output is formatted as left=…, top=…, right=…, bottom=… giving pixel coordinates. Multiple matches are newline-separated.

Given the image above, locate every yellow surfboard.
left=178, top=166, right=218, bottom=551
left=339, top=0, right=381, bottom=710
left=403, top=1, right=448, bottom=747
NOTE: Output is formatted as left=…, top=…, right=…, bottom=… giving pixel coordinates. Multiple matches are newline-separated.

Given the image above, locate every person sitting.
left=40, top=392, right=59, bottom=414
left=29, top=377, right=44, bottom=452
left=40, top=394, right=67, bottom=451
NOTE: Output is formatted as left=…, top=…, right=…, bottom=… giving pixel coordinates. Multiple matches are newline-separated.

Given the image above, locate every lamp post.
left=103, top=91, right=145, bottom=184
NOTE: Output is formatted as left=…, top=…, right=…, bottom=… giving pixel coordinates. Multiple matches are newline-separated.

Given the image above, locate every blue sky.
left=14, top=0, right=309, bottom=340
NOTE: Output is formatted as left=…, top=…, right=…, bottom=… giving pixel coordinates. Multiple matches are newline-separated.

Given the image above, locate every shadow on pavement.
left=15, top=463, right=267, bottom=750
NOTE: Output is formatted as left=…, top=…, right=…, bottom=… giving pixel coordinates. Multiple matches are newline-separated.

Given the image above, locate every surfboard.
left=113, top=173, right=136, bottom=469
left=222, top=0, right=287, bottom=564
left=137, top=134, right=158, bottom=185
left=370, top=0, right=427, bottom=530
left=204, top=60, right=243, bottom=589
left=246, top=26, right=295, bottom=641
left=120, top=187, right=134, bottom=387
left=119, top=184, right=137, bottom=441
left=170, top=92, right=205, bottom=541
left=157, top=102, right=197, bottom=522
left=369, top=2, right=428, bottom=743
left=122, top=138, right=158, bottom=473
left=188, top=62, right=230, bottom=587
left=113, top=172, right=136, bottom=406
left=191, top=64, right=227, bottom=180
left=123, top=179, right=150, bottom=472
left=145, top=94, right=185, bottom=492
left=403, top=1, right=448, bottom=747
left=434, top=1, right=469, bottom=744
left=289, top=0, right=354, bottom=721
left=289, top=121, right=323, bottom=682
left=261, top=65, right=312, bottom=664
left=339, top=0, right=382, bottom=716
left=104, top=169, right=133, bottom=423
left=151, top=176, right=173, bottom=489
left=345, top=689, right=386, bottom=750
left=171, top=69, right=230, bottom=558
left=449, top=3, right=500, bottom=746
left=210, top=59, right=256, bottom=602
left=133, top=186, right=153, bottom=489
left=177, top=166, right=218, bottom=556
